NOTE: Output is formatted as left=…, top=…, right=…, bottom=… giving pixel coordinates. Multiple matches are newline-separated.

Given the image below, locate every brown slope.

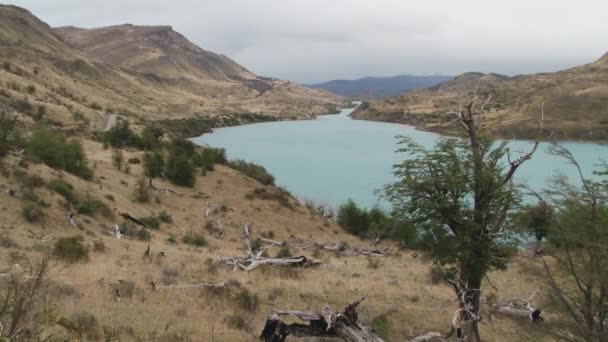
left=0, top=5, right=342, bottom=135
left=353, top=54, right=608, bottom=141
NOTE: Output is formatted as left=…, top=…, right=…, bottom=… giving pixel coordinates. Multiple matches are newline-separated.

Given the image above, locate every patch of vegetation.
left=140, top=216, right=160, bottom=230
left=48, top=178, right=76, bottom=203
left=276, top=246, right=292, bottom=258
left=77, top=199, right=111, bottom=218
left=133, top=177, right=150, bottom=203
left=234, top=288, right=260, bottom=313
left=53, top=236, right=89, bottom=263
left=158, top=210, right=173, bottom=223
left=166, top=146, right=195, bottom=187
left=370, top=313, right=390, bottom=340
left=13, top=169, right=45, bottom=188
left=66, top=311, right=101, bottom=340
left=181, top=232, right=207, bottom=247
left=22, top=202, right=44, bottom=222
left=244, top=188, right=292, bottom=208
left=228, top=160, right=275, bottom=185
left=26, top=130, right=93, bottom=180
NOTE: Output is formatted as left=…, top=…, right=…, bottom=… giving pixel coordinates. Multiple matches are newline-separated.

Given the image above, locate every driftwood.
left=221, top=224, right=321, bottom=272
left=260, top=297, right=385, bottom=342
left=151, top=281, right=227, bottom=291
left=490, top=292, right=543, bottom=323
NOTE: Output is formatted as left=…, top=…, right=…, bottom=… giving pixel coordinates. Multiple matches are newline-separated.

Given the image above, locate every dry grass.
left=0, top=140, right=561, bottom=341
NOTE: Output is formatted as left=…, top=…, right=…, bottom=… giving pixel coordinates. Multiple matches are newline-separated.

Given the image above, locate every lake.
left=192, top=106, right=608, bottom=208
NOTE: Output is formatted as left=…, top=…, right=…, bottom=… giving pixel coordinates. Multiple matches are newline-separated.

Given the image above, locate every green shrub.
left=53, top=236, right=89, bottom=263
left=133, top=178, right=150, bottom=203
left=136, top=228, right=151, bottom=241
left=22, top=202, right=44, bottom=222
left=337, top=199, right=370, bottom=236
left=90, top=102, right=102, bottom=110
left=228, top=160, right=275, bottom=185
left=48, top=178, right=76, bottom=203
left=370, top=313, right=390, bottom=340
left=100, top=121, right=141, bottom=148
left=182, top=232, right=207, bottom=247
left=225, top=313, right=251, bottom=332
left=26, top=130, right=93, bottom=180
left=78, top=199, right=111, bottom=217
left=166, top=153, right=195, bottom=187
left=140, top=216, right=160, bottom=230
left=111, top=149, right=123, bottom=170
left=276, top=246, right=292, bottom=258
left=158, top=210, right=173, bottom=223
left=245, top=188, right=292, bottom=209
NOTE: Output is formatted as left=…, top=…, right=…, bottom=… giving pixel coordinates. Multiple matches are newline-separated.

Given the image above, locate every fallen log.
left=260, top=297, right=385, bottom=342
left=152, top=281, right=227, bottom=290
left=222, top=255, right=321, bottom=272
left=119, top=212, right=146, bottom=227
left=491, top=295, right=543, bottom=323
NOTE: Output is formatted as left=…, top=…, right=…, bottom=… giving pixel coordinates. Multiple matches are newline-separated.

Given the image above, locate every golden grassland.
left=0, top=140, right=563, bottom=341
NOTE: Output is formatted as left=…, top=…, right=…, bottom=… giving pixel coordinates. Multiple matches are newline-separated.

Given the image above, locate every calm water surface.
left=192, top=106, right=608, bottom=208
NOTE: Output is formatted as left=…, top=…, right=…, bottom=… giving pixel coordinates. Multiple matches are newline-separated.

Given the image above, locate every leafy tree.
left=0, top=111, right=17, bottom=157
left=103, top=120, right=140, bottom=148
left=111, top=149, right=124, bottom=171
left=140, top=124, right=164, bottom=150
left=166, top=151, right=195, bottom=187
left=383, top=98, right=537, bottom=341
left=536, top=145, right=608, bottom=341
left=143, top=151, right=164, bottom=187
left=516, top=201, right=553, bottom=243
left=26, top=130, right=93, bottom=180
left=337, top=199, right=370, bottom=236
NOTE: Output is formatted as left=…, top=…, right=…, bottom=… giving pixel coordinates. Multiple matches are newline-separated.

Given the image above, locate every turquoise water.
left=192, top=106, right=608, bottom=208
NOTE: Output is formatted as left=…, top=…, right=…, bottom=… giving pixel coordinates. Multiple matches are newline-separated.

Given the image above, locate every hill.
left=352, top=55, right=608, bottom=141
left=306, top=75, right=453, bottom=99
left=0, top=5, right=343, bottom=137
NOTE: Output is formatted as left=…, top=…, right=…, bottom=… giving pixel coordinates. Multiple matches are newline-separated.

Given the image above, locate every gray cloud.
left=9, top=0, right=608, bottom=83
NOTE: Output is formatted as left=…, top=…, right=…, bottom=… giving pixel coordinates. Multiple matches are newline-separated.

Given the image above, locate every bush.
left=276, top=246, right=292, bottom=258
left=101, top=121, right=141, bottom=148
left=337, top=199, right=370, bottom=236
left=22, top=202, right=44, bottom=222
left=235, top=288, right=260, bottom=313
left=228, top=160, right=275, bottom=185
left=245, top=188, right=292, bottom=209
left=111, top=149, right=124, bottom=170
left=225, top=313, right=251, bottom=332
left=166, top=153, right=195, bottom=187
left=78, top=199, right=111, bottom=217
left=133, top=178, right=150, bottom=203
left=68, top=311, right=101, bottom=340
left=161, top=267, right=179, bottom=285
left=48, top=178, right=76, bottom=203
left=136, top=228, right=152, bottom=241
left=140, top=216, right=160, bottom=230
left=158, top=210, right=173, bottom=223
left=182, top=232, right=207, bottom=247
left=26, top=130, right=93, bottom=180
left=370, top=313, right=390, bottom=340
left=53, top=236, right=89, bottom=263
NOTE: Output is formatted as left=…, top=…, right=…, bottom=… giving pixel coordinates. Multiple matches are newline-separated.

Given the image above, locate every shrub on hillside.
left=26, top=130, right=93, bottom=180
left=22, top=202, right=44, bottom=222
left=182, top=232, right=207, bottom=247
left=133, top=178, right=150, bottom=203
left=234, top=288, right=260, bottom=313
left=100, top=121, right=141, bottom=148
left=276, top=246, right=292, bottom=258
left=337, top=199, right=370, bottom=236
left=48, top=178, right=76, bottom=203
left=53, top=236, right=89, bottom=263
left=228, top=159, right=275, bottom=185
left=166, top=152, right=195, bottom=187
left=77, top=199, right=111, bottom=218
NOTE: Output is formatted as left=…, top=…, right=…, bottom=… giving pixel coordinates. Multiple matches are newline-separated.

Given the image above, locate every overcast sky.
left=9, top=0, right=608, bottom=83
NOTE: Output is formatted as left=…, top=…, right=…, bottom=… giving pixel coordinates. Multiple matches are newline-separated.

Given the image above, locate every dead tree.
left=260, top=297, right=385, bottom=342
left=221, top=225, right=321, bottom=272
left=489, top=292, right=543, bottom=323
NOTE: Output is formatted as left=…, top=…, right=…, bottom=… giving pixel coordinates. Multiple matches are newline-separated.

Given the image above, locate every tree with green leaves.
left=0, top=111, right=17, bottom=157
left=166, top=150, right=195, bottom=187
left=384, top=96, right=539, bottom=341
left=143, top=151, right=164, bottom=187
left=534, top=145, right=608, bottom=341
left=111, top=149, right=124, bottom=171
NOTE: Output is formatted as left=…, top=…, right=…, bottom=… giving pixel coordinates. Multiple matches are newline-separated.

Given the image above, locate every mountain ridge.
left=306, top=74, right=453, bottom=99
left=352, top=53, right=608, bottom=141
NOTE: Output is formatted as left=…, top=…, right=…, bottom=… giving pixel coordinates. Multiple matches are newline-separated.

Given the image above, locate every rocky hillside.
left=0, top=5, right=342, bottom=135
left=352, top=54, right=608, bottom=140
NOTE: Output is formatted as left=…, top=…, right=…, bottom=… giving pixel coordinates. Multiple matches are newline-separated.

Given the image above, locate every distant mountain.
left=352, top=53, right=608, bottom=141
left=305, top=75, right=453, bottom=99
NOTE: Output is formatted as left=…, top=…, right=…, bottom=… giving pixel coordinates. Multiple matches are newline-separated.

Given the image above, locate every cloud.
left=10, top=0, right=608, bottom=83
